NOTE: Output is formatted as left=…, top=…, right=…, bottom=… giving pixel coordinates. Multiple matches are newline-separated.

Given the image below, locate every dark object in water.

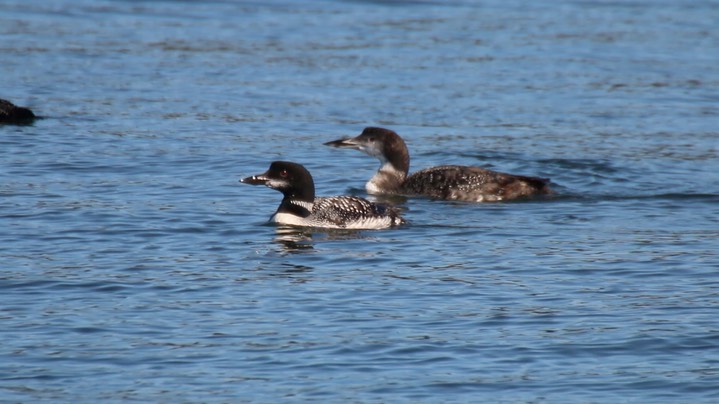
left=0, top=98, right=36, bottom=123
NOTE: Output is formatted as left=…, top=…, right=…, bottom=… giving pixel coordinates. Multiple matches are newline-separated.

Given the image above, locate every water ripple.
left=2, top=0, right=719, bottom=402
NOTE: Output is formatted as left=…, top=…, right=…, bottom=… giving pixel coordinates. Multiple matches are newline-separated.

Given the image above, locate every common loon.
left=324, top=127, right=552, bottom=202
left=240, top=161, right=405, bottom=229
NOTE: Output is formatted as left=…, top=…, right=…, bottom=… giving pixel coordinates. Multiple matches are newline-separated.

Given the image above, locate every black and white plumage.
left=240, top=161, right=405, bottom=229
left=324, top=127, right=552, bottom=202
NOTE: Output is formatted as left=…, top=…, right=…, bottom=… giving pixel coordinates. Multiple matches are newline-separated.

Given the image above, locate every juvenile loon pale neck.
left=324, top=127, right=552, bottom=202
left=240, top=161, right=405, bottom=229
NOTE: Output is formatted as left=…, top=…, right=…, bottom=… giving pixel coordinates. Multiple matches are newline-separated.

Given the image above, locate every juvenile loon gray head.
left=241, top=160, right=405, bottom=229
left=324, top=127, right=410, bottom=174
left=324, top=127, right=552, bottom=202
left=324, top=127, right=411, bottom=194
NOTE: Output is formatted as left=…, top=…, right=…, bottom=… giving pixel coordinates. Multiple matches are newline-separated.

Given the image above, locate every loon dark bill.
left=323, top=137, right=362, bottom=149
left=240, top=173, right=269, bottom=185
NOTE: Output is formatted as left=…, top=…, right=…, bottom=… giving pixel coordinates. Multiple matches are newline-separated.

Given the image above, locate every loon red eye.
left=280, top=169, right=288, bottom=177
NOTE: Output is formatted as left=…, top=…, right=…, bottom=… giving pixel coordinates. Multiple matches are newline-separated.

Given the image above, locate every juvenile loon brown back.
left=324, top=127, right=551, bottom=202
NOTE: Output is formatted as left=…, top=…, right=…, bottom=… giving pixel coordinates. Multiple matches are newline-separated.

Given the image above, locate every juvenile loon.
left=240, top=161, right=405, bottom=229
left=324, top=127, right=552, bottom=202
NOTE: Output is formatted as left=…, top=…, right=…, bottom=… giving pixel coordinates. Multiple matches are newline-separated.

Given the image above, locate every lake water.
left=2, top=0, right=719, bottom=402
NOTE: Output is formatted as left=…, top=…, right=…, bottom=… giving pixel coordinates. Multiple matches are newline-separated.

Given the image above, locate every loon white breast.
left=324, top=127, right=552, bottom=202
left=240, top=161, right=405, bottom=229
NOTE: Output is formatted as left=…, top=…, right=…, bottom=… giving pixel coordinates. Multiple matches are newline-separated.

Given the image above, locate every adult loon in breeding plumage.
left=324, top=127, right=552, bottom=202
left=240, top=161, right=405, bottom=229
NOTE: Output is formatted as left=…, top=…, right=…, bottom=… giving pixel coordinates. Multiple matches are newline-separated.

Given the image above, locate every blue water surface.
left=2, top=0, right=719, bottom=402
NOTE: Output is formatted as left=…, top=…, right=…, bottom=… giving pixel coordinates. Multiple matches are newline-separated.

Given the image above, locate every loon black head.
left=324, top=127, right=410, bottom=176
left=240, top=161, right=315, bottom=203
